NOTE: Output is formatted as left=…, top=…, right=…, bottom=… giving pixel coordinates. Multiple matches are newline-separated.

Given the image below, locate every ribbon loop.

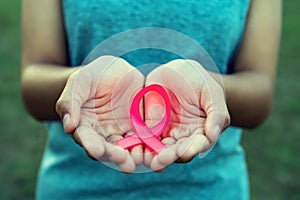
left=117, top=84, right=170, bottom=153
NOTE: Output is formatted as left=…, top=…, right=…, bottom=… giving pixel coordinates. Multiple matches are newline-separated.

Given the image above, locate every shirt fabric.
left=36, top=0, right=251, bottom=199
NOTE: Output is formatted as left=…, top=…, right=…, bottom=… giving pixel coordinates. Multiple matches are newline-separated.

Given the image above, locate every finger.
left=104, top=142, right=136, bottom=173
left=92, top=139, right=136, bottom=172
left=72, top=124, right=106, bottom=160
left=143, top=147, right=154, bottom=168
left=56, top=96, right=81, bottom=134
left=198, top=142, right=216, bottom=159
left=150, top=137, right=178, bottom=171
left=101, top=130, right=137, bottom=172
left=161, top=137, right=176, bottom=146
left=73, top=123, right=136, bottom=172
left=150, top=143, right=178, bottom=171
left=116, top=131, right=144, bottom=166
left=176, top=133, right=210, bottom=163
left=154, top=168, right=165, bottom=173
left=204, top=109, right=229, bottom=143
left=200, top=81, right=230, bottom=143
left=130, top=145, right=144, bottom=166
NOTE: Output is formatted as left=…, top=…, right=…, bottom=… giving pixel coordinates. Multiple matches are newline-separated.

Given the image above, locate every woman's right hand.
left=56, top=55, right=145, bottom=173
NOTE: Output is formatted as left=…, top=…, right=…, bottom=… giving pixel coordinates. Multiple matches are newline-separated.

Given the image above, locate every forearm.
left=212, top=71, right=274, bottom=129
left=21, top=64, right=79, bottom=121
left=214, top=0, right=281, bottom=129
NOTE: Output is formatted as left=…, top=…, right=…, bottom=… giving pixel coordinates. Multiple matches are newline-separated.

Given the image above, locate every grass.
left=0, top=1, right=299, bottom=199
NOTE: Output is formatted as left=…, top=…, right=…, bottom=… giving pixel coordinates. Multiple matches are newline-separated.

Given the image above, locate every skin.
left=144, top=59, right=230, bottom=170
left=56, top=55, right=145, bottom=172
left=21, top=0, right=281, bottom=172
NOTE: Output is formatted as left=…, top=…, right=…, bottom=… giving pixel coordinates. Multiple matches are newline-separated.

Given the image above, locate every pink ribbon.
left=117, top=84, right=171, bottom=153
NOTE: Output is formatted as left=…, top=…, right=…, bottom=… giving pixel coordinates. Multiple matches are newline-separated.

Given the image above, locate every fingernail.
left=63, top=113, right=70, bottom=125
left=210, top=126, right=221, bottom=143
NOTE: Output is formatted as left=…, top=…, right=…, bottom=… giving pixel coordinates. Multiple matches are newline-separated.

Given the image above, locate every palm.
left=57, top=56, right=144, bottom=172
left=57, top=57, right=229, bottom=172
left=144, top=59, right=230, bottom=171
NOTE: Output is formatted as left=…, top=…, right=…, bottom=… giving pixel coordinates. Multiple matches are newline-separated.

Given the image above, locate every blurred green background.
left=0, top=1, right=299, bottom=199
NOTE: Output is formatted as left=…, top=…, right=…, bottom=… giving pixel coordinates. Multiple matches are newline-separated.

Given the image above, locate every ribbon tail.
left=134, top=124, right=166, bottom=153
left=116, top=135, right=143, bottom=149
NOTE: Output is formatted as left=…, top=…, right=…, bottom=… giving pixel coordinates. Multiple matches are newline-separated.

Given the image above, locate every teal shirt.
left=37, top=1, right=250, bottom=199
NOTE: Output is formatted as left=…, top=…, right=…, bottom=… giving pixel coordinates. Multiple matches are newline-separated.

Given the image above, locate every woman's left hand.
left=144, top=59, right=230, bottom=171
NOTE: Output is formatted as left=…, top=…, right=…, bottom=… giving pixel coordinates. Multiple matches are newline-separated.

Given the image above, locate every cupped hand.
left=144, top=59, right=230, bottom=171
left=56, top=55, right=145, bottom=173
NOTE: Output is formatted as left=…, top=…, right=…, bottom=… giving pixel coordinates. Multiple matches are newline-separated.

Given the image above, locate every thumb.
left=56, top=98, right=81, bottom=134
left=204, top=109, right=229, bottom=143
left=186, top=60, right=230, bottom=144
left=56, top=71, right=85, bottom=134
left=202, top=85, right=230, bottom=143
